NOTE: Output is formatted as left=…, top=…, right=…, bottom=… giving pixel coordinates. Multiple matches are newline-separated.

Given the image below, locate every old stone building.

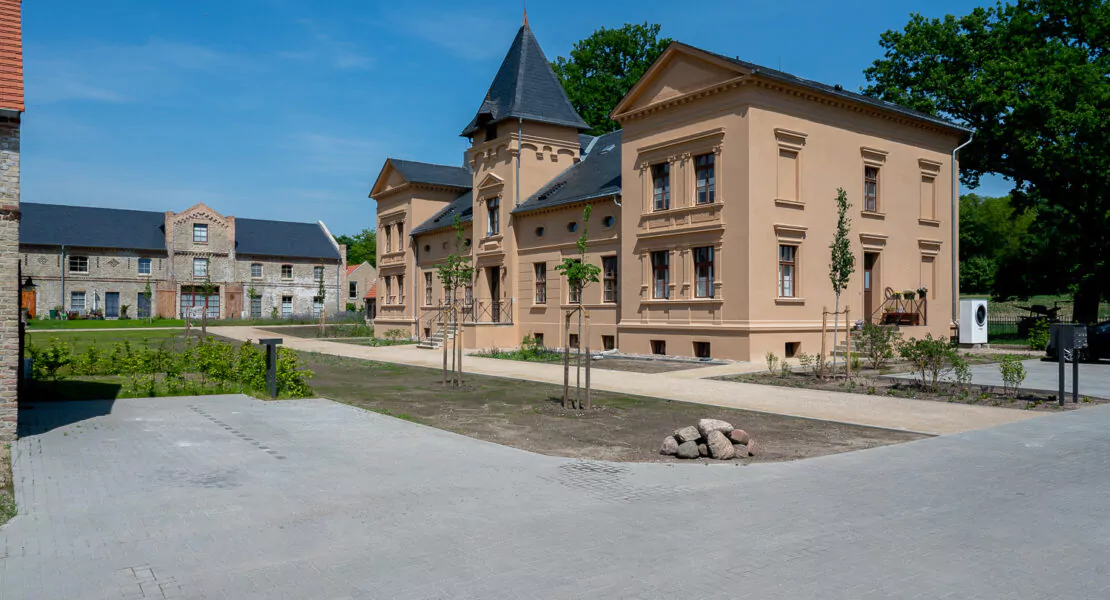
left=371, top=20, right=969, bottom=362
left=0, top=0, right=21, bottom=441
left=20, top=203, right=346, bottom=320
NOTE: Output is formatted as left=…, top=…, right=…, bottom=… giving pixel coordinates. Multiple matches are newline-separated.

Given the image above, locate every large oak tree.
left=863, top=0, right=1110, bottom=323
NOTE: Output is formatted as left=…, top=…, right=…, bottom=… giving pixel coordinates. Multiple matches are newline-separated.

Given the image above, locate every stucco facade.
left=371, top=26, right=967, bottom=363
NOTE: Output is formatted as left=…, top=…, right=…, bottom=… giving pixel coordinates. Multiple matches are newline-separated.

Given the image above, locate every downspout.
left=60, top=245, right=66, bottom=311
left=515, top=117, right=522, bottom=207
left=951, top=131, right=974, bottom=327
left=612, top=194, right=621, bottom=208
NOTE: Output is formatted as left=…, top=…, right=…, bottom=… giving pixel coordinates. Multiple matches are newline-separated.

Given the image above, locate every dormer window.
left=193, top=223, right=208, bottom=244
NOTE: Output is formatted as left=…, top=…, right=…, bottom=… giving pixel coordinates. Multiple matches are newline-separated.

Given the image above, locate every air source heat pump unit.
left=959, top=299, right=988, bottom=345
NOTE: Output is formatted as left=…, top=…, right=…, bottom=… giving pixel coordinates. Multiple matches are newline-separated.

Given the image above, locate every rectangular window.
left=249, top=295, right=262, bottom=318
left=397, top=274, right=404, bottom=304
left=602, top=256, right=618, bottom=303
left=137, top=258, right=151, bottom=275
left=70, top=291, right=86, bottom=312
left=281, top=264, right=292, bottom=279
left=424, top=272, right=433, bottom=305
left=695, top=154, right=715, bottom=204
left=864, top=166, right=879, bottom=212
left=487, top=197, right=500, bottom=236
left=281, top=295, right=292, bottom=318
left=778, top=245, right=797, bottom=297
left=569, top=333, right=579, bottom=349
left=652, top=163, right=670, bottom=211
left=534, top=263, right=547, bottom=304
left=193, top=257, right=208, bottom=278
left=69, top=255, right=89, bottom=273
left=694, top=246, right=715, bottom=298
left=251, top=263, right=263, bottom=278
left=693, top=341, right=711, bottom=359
left=465, top=282, right=473, bottom=306
left=534, top=333, right=544, bottom=347
left=385, top=277, right=393, bottom=304
left=314, top=266, right=325, bottom=282
left=385, top=226, right=392, bottom=252
left=312, top=296, right=323, bottom=318
left=777, top=149, right=799, bottom=201
left=920, top=175, right=936, bottom=220
left=193, top=223, right=208, bottom=243
left=567, top=259, right=582, bottom=304
left=650, top=340, right=666, bottom=355
left=922, top=256, right=936, bottom=301
left=349, top=281, right=358, bottom=299
left=602, top=335, right=615, bottom=351
left=651, top=251, right=669, bottom=299
left=396, top=222, right=404, bottom=250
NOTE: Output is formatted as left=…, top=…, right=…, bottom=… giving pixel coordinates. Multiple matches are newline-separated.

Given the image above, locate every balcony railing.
left=464, top=298, right=512, bottom=324
left=872, top=293, right=927, bottom=326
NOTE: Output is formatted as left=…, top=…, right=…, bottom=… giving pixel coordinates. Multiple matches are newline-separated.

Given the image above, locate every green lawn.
left=27, top=329, right=193, bottom=353
left=27, top=318, right=185, bottom=330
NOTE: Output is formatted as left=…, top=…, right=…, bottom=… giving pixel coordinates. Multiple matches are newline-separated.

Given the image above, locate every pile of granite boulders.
left=660, top=419, right=758, bottom=460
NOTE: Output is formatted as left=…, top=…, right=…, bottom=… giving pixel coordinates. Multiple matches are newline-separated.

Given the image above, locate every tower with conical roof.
left=463, top=19, right=589, bottom=338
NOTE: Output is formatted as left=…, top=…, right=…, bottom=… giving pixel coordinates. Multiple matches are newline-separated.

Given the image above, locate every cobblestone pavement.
left=212, top=326, right=1041, bottom=435
left=4, top=394, right=1110, bottom=599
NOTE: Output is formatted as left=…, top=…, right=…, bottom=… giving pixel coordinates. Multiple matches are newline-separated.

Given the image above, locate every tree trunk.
left=584, top=310, right=591, bottom=410
left=562, top=312, right=570, bottom=409
left=456, top=305, right=463, bottom=387
left=575, top=309, right=582, bottom=409
left=1073, top=276, right=1100, bottom=325
left=442, top=304, right=448, bottom=386
left=831, top=296, right=840, bottom=377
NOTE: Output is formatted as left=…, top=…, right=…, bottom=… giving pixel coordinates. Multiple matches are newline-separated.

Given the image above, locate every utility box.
left=959, top=299, right=989, bottom=345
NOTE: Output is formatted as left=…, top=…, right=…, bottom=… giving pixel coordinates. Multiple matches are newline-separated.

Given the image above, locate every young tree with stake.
left=829, top=188, right=856, bottom=377
left=436, top=217, right=474, bottom=387
left=554, top=205, right=601, bottom=409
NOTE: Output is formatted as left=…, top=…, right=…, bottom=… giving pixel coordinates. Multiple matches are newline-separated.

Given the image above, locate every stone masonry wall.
left=0, top=121, right=19, bottom=441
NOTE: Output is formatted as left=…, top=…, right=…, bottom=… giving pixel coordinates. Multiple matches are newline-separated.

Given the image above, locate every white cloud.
left=385, top=9, right=514, bottom=62
left=277, top=19, right=373, bottom=71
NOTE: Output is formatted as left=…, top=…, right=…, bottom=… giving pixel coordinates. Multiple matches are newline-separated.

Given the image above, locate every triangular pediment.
left=476, top=172, right=504, bottom=190
left=612, top=43, right=747, bottom=119
left=369, top=160, right=410, bottom=198
left=172, top=203, right=229, bottom=226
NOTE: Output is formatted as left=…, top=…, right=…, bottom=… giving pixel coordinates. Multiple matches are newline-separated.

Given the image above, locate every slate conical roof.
left=460, top=23, right=589, bottom=137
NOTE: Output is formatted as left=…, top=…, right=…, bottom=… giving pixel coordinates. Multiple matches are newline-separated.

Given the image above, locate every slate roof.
left=410, top=190, right=473, bottom=236
left=678, top=42, right=970, bottom=133
left=20, top=202, right=342, bottom=260
left=513, top=130, right=622, bottom=215
left=21, top=203, right=167, bottom=251
left=390, top=159, right=472, bottom=189
left=460, top=23, right=588, bottom=137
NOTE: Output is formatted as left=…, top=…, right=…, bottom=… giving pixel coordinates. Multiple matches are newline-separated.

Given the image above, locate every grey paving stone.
left=3, top=394, right=1110, bottom=599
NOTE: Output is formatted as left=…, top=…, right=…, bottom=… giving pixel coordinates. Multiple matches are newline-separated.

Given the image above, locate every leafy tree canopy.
left=335, top=228, right=377, bottom=267
left=862, top=0, right=1110, bottom=322
left=552, top=23, right=671, bottom=135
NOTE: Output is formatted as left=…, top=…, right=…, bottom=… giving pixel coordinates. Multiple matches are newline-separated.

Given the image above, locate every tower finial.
left=523, top=1, right=528, bottom=26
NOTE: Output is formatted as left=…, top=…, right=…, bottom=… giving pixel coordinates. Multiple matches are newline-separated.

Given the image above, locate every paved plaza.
left=4, top=394, right=1110, bottom=599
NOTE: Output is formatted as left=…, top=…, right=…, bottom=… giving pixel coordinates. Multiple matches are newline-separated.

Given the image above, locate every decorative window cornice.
left=861, top=147, right=889, bottom=167
left=774, top=128, right=808, bottom=151
left=774, top=223, right=808, bottom=243
left=859, top=232, right=888, bottom=251
left=918, top=158, right=942, bottom=176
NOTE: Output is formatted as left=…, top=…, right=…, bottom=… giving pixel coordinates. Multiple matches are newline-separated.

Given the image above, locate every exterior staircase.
left=417, top=324, right=459, bottom=350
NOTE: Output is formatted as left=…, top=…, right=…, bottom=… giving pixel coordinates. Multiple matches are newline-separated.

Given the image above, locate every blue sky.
left=24, top=0, right=1009, bottom=236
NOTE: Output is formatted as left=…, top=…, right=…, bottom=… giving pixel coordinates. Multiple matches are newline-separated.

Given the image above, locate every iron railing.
left=871, top=295, right=927, bottom=326
left=464, top=298, right=512, bottom=324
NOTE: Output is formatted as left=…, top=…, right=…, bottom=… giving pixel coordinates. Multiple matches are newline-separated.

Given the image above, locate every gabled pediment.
left=476, top=172, right=504, bottom=190
left=369, top=160, right=410, bottom=199
left=612, top=43, right=748, bottom=120
left=172, top=202, right=229, bottom=227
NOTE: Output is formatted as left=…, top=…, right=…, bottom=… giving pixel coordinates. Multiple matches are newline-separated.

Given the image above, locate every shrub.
left=898, top=334, right=960, bottom=392
left=999, top=355, right=1027, bottom=397
left=765, top=351, right=778, bottom=374
left=797, top=352, right=814, bottom=372
left=345, top=302, right=357, bottom=312
left=29, top=337, right=72, bottom=381
left=1027, top=319, right=1050, bottom=351
left=779, top=358, right=792, bottom=377
left=384, top=329, right=407, bottom=342
left=857, top=323, right=902, bottom=371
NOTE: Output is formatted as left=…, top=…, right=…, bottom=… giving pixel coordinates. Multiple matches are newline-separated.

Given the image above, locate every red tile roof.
left=364, top=282, right=376, bottom=300
left=0, top=0, right=23, bottom=113
left=346, top=264, right=360, bottom=276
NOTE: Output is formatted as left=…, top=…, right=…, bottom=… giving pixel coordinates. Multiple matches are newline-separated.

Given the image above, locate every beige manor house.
left=370, top=22, right=970, bottom=362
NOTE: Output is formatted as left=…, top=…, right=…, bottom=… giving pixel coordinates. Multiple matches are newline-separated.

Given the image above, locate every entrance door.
left=105, top=292, right=120, bottom=318
left=137, top=292, right=151, bottom=319
left=20, top=289, right=35, bottom=319
left=863, top=253, right=878, bottom=321
left=488, top=266, right=501, bottom=323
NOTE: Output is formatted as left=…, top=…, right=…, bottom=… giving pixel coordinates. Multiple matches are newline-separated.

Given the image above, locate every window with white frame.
left=70, top=291, right=86, bottom=312
left=281, top=264, right=292, bottom=279
left=251, top=263, right=263, bottom=278
left=137, top=258, right=151, bottom=275
left=778, top=245, right=797, bottom=297
left=694, top=246, right=715, bottom=298
left=424, top=272, right=433, bottom=306
left=193, top=223, right=208, bottom=243
left=314, top=266, right=325, bottom=282
left=281, top=295, right=292, bottom=318
left=349, top=281, right=358, bottom=299
left=68, top=255, right=89, bottom=273
left=193, top=257, right=208, bottom=278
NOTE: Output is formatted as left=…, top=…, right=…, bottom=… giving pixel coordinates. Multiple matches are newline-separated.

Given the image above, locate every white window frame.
left=137, top=258, right=151, bottom=275
left=281, top=264, right=293, bottom=280
left=193, top=223, right=208, bottom=244
left=68, top=255, right=89, bottom=274
left=193, top=257, right=208, bottom=278
left=70, top=291, right=86, bottom=312
left=250, top=263, right=263, bottom=279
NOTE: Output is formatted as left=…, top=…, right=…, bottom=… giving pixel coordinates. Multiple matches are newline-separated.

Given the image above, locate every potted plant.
left=120, top=304, right=130, bottom=320
left=917, top=286, right=928, bottom=299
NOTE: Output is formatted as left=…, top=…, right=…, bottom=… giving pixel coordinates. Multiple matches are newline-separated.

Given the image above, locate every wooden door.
left=863, top=253, right=877, bottom=321
left=20, top=289, right=35, bottom=319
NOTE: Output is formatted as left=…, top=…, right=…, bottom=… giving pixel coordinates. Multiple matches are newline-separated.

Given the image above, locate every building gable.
left=612, top=45, right=745, bottom=120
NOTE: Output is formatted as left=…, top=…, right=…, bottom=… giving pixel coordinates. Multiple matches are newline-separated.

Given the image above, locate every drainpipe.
left=612, top=194, right=621, bottom=208
left=515, top=117, right=522, bottom=207
left=951, top=131, right=974, bottom=327
left=60, top=245, right=66, bottom=311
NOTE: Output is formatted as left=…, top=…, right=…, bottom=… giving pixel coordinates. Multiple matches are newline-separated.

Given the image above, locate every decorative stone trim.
left=918, top=239, right=943, bottom=257
left=859, top=232, right=888, bottom=252
left=860, top=147, right=889, bottom=167
left=774, top=128, right=807, bottom=151
left=773, top=223, right=807, bottom=243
